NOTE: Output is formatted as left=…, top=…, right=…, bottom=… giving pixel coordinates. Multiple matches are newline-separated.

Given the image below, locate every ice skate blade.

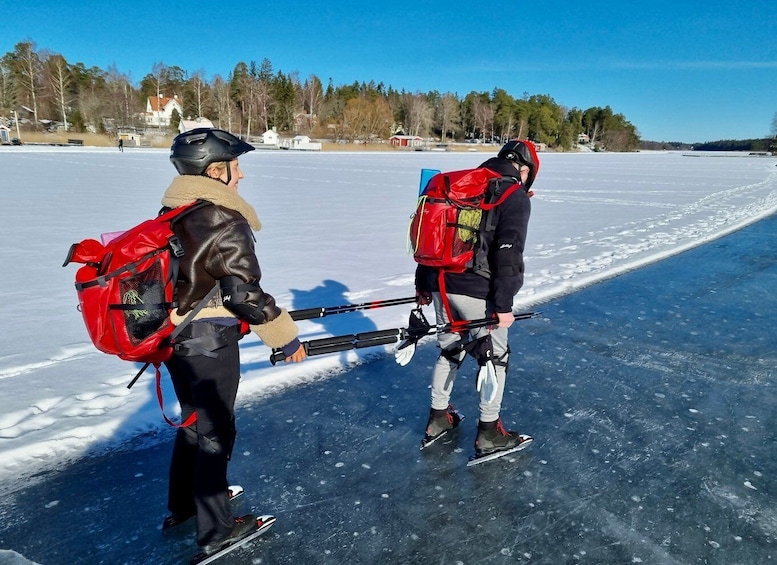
left=467, top=436, right=533, bottom=467
left=420, top=415, right=465, bottom=450
left=190, top=515, right=276, bottom=564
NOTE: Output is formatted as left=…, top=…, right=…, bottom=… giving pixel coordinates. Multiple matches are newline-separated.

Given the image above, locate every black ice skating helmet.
left=170, top=128, right=255, bottom=175
left=498, top=139, right=540, bottom=189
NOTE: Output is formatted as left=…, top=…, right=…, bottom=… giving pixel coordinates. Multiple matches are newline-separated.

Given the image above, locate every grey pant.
left=430, top=292, right=509, bottom=423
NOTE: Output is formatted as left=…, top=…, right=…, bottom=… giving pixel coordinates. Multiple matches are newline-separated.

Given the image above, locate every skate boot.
left=474, top=419, right=531, bottom=457
left=198, top=514, right=258, bottom=557
left=421, top=404, right=463, bottom=449
left=162, top=485, right=244, bottom=530
left=162, top=510, right=196, bottom=530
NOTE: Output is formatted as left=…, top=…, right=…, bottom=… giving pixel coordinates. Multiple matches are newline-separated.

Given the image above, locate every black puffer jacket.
left=416, top=157, right=531, bottom=313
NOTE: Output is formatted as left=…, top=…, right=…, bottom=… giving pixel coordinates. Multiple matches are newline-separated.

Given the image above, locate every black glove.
left=416, top=289, right=432, bottom=306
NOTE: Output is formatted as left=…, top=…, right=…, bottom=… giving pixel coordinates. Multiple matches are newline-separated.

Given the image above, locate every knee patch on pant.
left=198, top=430, right=237, bottom=457
left=494, top=346, right=510, bottom=370
left=198, top=433, right=224, bottom=456
left=178, top=423, right=199, bottom=446
left=198, top=426, right=236, bottom=459
left=439, top=345, right=465, bottom=367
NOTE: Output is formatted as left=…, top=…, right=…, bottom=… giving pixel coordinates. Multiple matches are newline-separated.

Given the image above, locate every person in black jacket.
left=161, top=128, right=306, bottom=559
left=416, top=140, right=539, bottom=457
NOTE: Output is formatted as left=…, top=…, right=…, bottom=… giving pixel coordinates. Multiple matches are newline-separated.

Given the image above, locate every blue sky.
left=2, top=0, right=775, bottom=143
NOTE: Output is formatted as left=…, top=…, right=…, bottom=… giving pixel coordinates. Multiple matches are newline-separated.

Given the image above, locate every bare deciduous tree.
left=212, top=75, right=234, bottom=131
left=12, top=41, right=42, bottom=128
left=150, top=62, right=167, bottom=129
left=301, top=74, right=323, bottom=131
left=403, top=92, right=433, bottom=138
left=188, top=69, right=209, bottom=119
left=43, top=53, right=70, bottom=130
left=0, top=57, right=17, bottom=114
left=342, top=97, right=370, bottom=142
left=366, top=97, right=392, bottom=142
left=438, top=93, right=460, bottom=142
left=256, top=59, right=274, bottom=135
left=105, top=64, right=133, bottom=128
left=471, top=97, right=495, bottom=141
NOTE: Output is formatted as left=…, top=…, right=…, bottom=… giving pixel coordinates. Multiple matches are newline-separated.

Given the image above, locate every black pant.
left=164, top=323, right=242, bottom=546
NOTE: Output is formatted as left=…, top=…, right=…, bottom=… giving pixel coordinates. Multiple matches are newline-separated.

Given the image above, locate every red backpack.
left=409, top=167, right=521, bottom=272
left=63, top=201, right=216, bottom=425
left=62, top=201, right=212, bottom=363
left=409, top=167, right=522, bottom=324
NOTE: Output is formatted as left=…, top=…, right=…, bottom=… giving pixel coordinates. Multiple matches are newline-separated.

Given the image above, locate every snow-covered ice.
left=1, top=146, right=777, bottom=563
left=1, top=147, right=775, bottom=486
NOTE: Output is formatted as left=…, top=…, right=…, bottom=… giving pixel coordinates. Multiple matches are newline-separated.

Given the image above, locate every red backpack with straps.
left=409, top=167, right=521, bottom=272
left=63, top=201, right=214, bottom=427
left=409, top=167, right=523, bottom=325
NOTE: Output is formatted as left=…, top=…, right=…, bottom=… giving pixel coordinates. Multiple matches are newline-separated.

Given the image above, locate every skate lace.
left=445, top=404, right=457, bottom=425
left=495, top=419, right=510, bottom=436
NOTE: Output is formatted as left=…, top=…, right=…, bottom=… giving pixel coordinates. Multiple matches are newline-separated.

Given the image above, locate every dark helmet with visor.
left=498, top=139, right=540, bottom=189
left=170, top=128, right=255, bottom=175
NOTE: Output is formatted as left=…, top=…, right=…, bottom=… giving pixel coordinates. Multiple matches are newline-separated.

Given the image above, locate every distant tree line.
left=691, top=138, right=775, bottom=152
left=639, top=140, right=693, bottom=151
left=639, top=139, right=776, bottom=152
left=2, top=40, right=643, bottom=150
left=640, top=114, right=777, bottom=152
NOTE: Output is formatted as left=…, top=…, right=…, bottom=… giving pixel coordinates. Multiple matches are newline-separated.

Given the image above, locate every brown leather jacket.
left=172, top=203, right=280, bottom=318
left=161, top=175, right=299, bottom=350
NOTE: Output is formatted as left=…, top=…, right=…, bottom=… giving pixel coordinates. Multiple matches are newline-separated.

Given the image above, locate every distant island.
left=641, top=138, right=775, bottom=152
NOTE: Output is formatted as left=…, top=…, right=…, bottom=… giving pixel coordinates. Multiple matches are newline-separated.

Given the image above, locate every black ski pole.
left=270, top=329, right=403, bottom=364
left=437, top=310, right=540, bottom=336
left=289, top=296, right=416, bottom=321
left=395, top=309, right=540, bottom=366
left=270, top=311, right=540, bottom=364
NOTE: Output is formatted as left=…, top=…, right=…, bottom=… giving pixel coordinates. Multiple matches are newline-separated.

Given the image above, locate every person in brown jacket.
left=161, top=128, right=305, bottom=558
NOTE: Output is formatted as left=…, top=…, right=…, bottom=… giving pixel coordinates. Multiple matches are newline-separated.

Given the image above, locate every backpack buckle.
left=169, top=236, right=185, bottom=258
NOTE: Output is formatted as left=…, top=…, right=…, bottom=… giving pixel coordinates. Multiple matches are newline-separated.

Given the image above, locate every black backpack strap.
left=126, top=282, right=220, bottom=390
left=482, top=175, right=522, bottom=232
left=164, top=200, right=218, bottom=342
left=171, top=323, right=244, bottom=358
left=168, top=282, right=221, bottom=343
left=486, top=175, right=520, bottom=203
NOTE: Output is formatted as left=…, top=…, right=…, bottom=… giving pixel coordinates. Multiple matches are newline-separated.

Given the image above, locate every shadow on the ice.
left=241, top=278, right=380, bottom=370
left=288, top=278, right=380, bottom=333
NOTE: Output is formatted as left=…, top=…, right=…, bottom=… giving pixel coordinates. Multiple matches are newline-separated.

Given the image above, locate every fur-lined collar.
left=161, top=175, right=262, bottom=230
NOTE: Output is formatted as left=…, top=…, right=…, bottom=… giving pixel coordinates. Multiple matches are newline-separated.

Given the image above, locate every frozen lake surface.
left=1, top=201, right=775, bottom=564
left=0, top=148, right=775, bottom=563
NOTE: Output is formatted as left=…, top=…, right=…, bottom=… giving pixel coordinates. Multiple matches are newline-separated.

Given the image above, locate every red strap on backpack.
left=434, top=175, right=522, bottom=326
left=154, top=364, right=197, bottom=428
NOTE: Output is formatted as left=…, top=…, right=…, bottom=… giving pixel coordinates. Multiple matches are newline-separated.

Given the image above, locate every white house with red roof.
left=143, top=94, right=184, bottom=128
